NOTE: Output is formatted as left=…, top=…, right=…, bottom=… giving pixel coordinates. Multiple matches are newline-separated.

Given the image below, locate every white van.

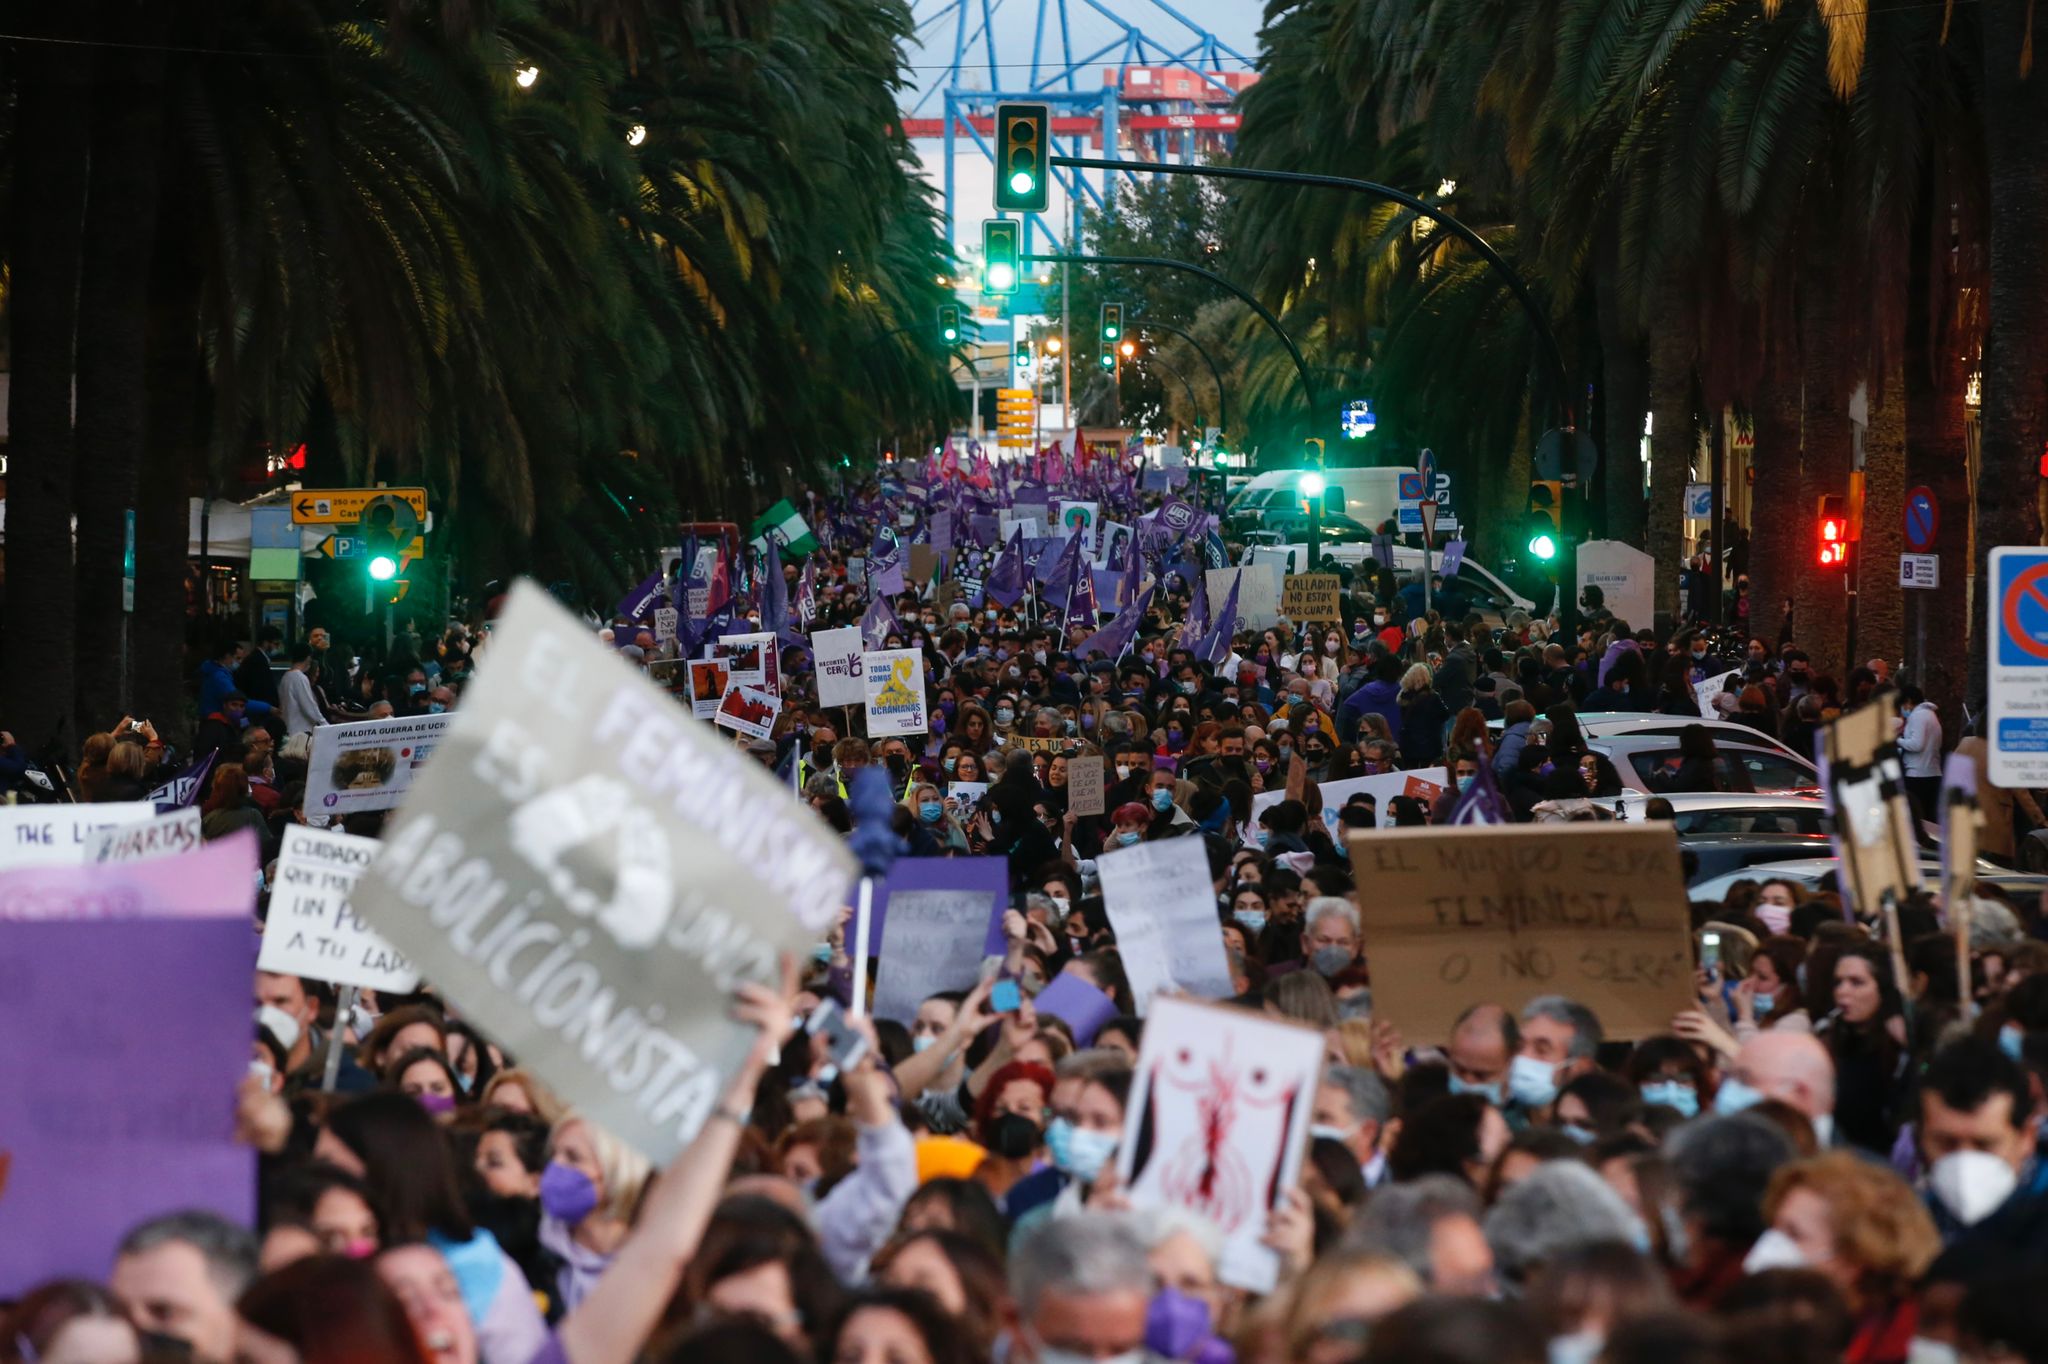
left=1226, top=467, right=1410, bottom=532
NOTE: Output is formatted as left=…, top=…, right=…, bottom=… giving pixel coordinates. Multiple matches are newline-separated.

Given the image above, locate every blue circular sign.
left=1904, top=486, right=1938, bottom=553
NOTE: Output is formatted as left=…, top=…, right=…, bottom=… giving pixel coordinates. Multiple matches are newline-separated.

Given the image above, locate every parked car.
left=1611, top=790, right=1833, bottom=836
left=1688, top=855, right=2048, bottom=905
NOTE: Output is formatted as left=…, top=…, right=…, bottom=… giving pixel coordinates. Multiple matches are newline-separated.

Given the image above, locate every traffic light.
left=939, top=304, right=960, bottom=344
left=1100, top=303, right=1123, bottom=341
left=1817, top=494, right=1849, bottom=569
left=993, top=103, right=1050, bottom=212
left=1525, top=480, right=1563, bottom=562
left=981, top=219, right=1019, bottom=294
left=1303, top=437, right=1326, bottom=466
left=1014, top=339, right=1033, bottom=373
left=1100, top=351, right=1115, bottom=370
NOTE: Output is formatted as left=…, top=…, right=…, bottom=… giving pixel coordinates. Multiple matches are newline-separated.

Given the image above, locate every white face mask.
left=1928, top=1149, right=2019, bottom=1225
left=1741, top=1227, right=1809, bottom=1274
left=1036, top=1347, right=1143, bottom=1364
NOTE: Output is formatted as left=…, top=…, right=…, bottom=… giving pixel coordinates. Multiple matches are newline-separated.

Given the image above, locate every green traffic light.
left=942, top=326, right=958, bottom=341
left=1527, top=532, right=1558, bottom=561
left=368, top=554, right=399, bottom=581
left=987, top=262, right=1016, bottom=291
left=1300, top=472, right=1326, bottom=498
left=1009, top=170, right=1035, bottom=196
left=1100, top=353, right=1115, bottom=369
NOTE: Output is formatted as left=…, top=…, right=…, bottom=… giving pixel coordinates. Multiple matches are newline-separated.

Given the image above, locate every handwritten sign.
left=257, top=825, right=418, bottom=992
left=870, top=859, right=1007, bottom=1023
left=1282, top=573, right=1343, bottom=624
left=1068, top=755, right=1107, bottom=817
left=1095, top=836, right=1235, bottom=1011
left=86, top=808, right=201, bottom=865
left=0, top=803, right=154, bottom=869
left=1822, top=695, right=1922, bottom=915
left=1345, top=822, right=1693, bottom=1043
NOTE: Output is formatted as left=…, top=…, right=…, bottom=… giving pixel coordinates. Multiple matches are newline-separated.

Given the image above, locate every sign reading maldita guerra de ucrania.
left=351, top=582, right=858, bottom=1162
left=1347, top=822, right=1693, bottom=1044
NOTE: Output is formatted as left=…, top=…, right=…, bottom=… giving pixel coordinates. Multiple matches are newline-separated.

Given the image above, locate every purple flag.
left=1440, top=539, right=1468, bottom=578
left=1065, top=546, right=1098, bottom=627
left=1074, top=585, right=1155, bottom=662
left=149, top=749, right=218, bottom=812
left=985, top=528, right=1028, bottom=607
left=1037, top=533, right=1083, bottom=596
left=616, top=569, right=667, bottom=623
left=1178, top=569, right=1211, bottom=653
left=1447, top=751, right=1514, bottom=824
left=1193, top=571, right=1240, bottom=666
left=860, top=595, right=905, bottom=649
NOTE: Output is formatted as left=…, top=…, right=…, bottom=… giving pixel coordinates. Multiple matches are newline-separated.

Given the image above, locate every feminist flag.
left=1074, top=586, right=1155, bottom=662
left=1192, top=572, right=1240, bottom=667
left=985, top=528, right=1028, bottom=608
left=860, top=595, right=905, bottom=649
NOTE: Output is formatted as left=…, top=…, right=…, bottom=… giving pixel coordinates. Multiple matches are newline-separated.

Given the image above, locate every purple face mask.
left=415, top=1091, right=457, bottom=1116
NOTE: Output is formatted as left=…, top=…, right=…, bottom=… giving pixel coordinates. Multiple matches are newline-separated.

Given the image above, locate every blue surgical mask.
left=1447, top=1075, right=1504, bottom=1106
left=409, top=682, right=426, bottom=695
left=943, top=757, right=957, bottom=774
left=1255, top=829, right=1271, bottom=848
left=1045, top=1117, right=1117, bottom=1181
left=1752, top=992, right=1775, bottom=1016
left=919, top=801, right=944, bottom=824
left=1508, top=1054, right=1560, bottom=1109
left=1559, top=1122, right=1596, bottom=1145
left=912, top=1034, right=937, bottom=1054
left=1641, top=1080, right=1700, bottom=1118
left=1116, top=830, right=1141, bottom=847
left=1152, top=788, right=1174, bottom=812
left=426, top=700, right=446, bottom=714
left=1713, top=1077, right=1766, bottom=1116
left=996, top=707, right=1015, bottom=725
left=1456, top=774, right=1475, bottom=793
left=2002, top=1024, right=2026, bottom=1062
left=1236, top=909, right=1267, bottom=935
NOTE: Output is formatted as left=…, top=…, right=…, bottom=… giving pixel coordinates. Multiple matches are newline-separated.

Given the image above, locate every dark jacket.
left=1435, top=644, right=1478, bottom=714
left=1337, top=678, right=1403, bottom=744
left=235, top=649, right=282, bottom=708
left=1398, top=692, right=1451, bottom=767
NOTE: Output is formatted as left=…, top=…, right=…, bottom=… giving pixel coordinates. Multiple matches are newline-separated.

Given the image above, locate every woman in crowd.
left=1824, top=942, right=1911, bottom=1154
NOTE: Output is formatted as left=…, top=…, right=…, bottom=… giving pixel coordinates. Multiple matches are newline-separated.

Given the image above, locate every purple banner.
left=867, top=856, right=1011, bottom=956
left=0, top=917, right=257, bottom=1292
left=1439, top=539, right=1468, bottom=578
left=615, top=569, right=667, bottom=623
left=1034, top=972, right=1119, bottom=1045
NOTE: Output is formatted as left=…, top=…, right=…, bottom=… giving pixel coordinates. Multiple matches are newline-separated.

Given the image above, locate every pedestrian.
left=1898, top=685, right=1943, bottom=822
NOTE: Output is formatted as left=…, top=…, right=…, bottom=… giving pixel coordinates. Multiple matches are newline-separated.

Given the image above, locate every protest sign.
left=907, top=544, right=941, bottom=592
left=1346, top=822, right=1693, bottom=1043
left=1693, top=668, right=1739, bottom=718
left=1282, top=574, right=1343, bottom=624
left=304, top=712, right=451, bottom=816
left=349, top=581, right=857, bottom=1163
left=1118, top=996, right=1321, bottom=1294
left=1011, top=736, right=1070, bottom=756
left=1034, top=972, right=1119, bottom=1045
left=1068, top=754, right=1107, bottom=817
left=1246, top=768, right=1448, bottom=842
left=257, top=826, right=418, bottom=992
left=1822, top=695, right=1922, bottom=928
left=947, top=781, right=989, bottom=812
left=0, top=831, right=259, bottom=922
left=813, top=626, right=866, bottom=707
left=687, top=658, right=732, bottom=720
left=0, top=915, right=257, bottom=1293
left=1096, top=521, right=1134, bottom=569
left=863, top=649, right=929, bottom=736
left=714, top=684, right=782, bottom=741
left=653, top=607, right=679, bottom=647
left=1095, top=836, right=1236, bottom=1011
left=86, top=808, right=201, bottom=864
left=713, top=631, right=774, bottom=688
left=869, top=859, right=1007, bottom=1023
left=1206, top=564, right=1281, bottom=631
left=1055, top=500, right=1100, bottom=551
left=0, top=802, right=153, bottom=869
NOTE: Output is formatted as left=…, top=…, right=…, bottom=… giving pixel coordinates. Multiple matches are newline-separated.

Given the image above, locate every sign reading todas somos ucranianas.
left=862, top=649, right=928, bottom=736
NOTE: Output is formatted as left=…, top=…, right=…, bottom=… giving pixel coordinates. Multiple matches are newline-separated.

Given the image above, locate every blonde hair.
left=1281, top=1250, right=1421, bottom=1359
left=1763, top=1152, right=1938, bottom=1304
left=481, top=1067, right=567, bottom=1126
left=1399, top=664, right=1432, bottom=694
left=551, top=1113, right=653, bottom=1224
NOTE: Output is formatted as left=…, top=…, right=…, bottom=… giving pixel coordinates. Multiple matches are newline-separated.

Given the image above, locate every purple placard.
left=0, top=918, right=257, bottom=1292
left=1439, top=539, right=1468, bottom=578
left=1034, top=971, right=1119, bottom=1045
left=867, top=856, right=1011, bottom=956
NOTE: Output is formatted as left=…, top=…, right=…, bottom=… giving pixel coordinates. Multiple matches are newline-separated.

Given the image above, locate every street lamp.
left=1044, top=337, right=1062, bottom=355
left=514, top=65, right=539, bottom=89
left=626, top=123, right=648, bottom=147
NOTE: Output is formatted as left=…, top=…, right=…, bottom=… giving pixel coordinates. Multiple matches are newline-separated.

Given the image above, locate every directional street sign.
left=1904, top=486, right=1939, bottom=553
left=290, top=487, right=429, bottom=525
left=306, top=532, right=423, bottom=561
left=1989, top=546, right=2048, bottom=786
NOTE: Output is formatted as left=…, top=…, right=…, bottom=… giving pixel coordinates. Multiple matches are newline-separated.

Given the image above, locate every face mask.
left=1146, top=1286, right=1219, bottom=1362
left=1548, top=1330, right=1605, bottom=1364
left=1152, top=788, right=1174, bottom=812
left=426, top=700, right=447, bottom=714
left=1640, top=1080, right=1700, bottom=1118
left=1142, top=651, right=1155, bottom=663
left=919, top=801, right=944, bottom=823
left=1179, top=680, right=1197, bottom=695
left=1373, top=614, right=1387, bottom=626
left=2002, top=1024, right=2026, bottom=1062
left=1115, top=764, right=1135, bottom=781
left=340, top=1237, right=378, bottom=1260
left=416, top=1091, right=457, bottom=1116
left=996, top=708, right=1015, bottom=725
left=1560, top=1122, right=1596, bottom=1145
left=1713, top=1076, right=1766, bottom=1116
left=1325, top=640, right=1341, bottom=653
left=1310, top=1123, right=1358, bottom=1145
left=409, top=682, right=427, bottom=695
left=1310, top=945, right=1353, bottom=978
left=1045, top=1117, right=1117, bottom=1181
left=1742, top=1228, right=1809, bottom=1274
left=1509, top=1054, right=1561, bottom=1109
left=943, top=757, right=957, bottom=774
left=248, top=1060, right=275, bottom=1091
left=1447, top=1075, right=1504, bottom=1106
left=912, top=1033, right=937, bottom=1054
left=1691, top=648, right=1707, bottom=661
left=1751, top=991, right=1777, bottom=1016
left=539, top=1161, right=601, bottom=1225
left=1007, top=666, right=1022, bottom=680
left=1456, top=774, right=1475, bottom=793
left=1116, top=830, right=1142, bottom=847
left=987, top=1112, right=1043, bottom=1160
left=1928, top=1150, right=2019, bottom=1225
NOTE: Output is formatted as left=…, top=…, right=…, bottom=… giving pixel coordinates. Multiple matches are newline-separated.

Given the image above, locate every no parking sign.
left=1988, top=546, right=2048, bottom=786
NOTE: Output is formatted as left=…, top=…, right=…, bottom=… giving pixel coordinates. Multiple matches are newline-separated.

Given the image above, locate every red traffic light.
left=1816, top=494, right=1849, bottom=570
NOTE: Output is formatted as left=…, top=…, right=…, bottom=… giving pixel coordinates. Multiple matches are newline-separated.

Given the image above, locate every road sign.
left=1904, top=486, right=1939, bottom=553
left=291, top=487, right=428, bottom=525
left=1416, top=447, right=1436, bottom=487
left=1341, top=399, right=1376, bottom=439
left=305, top=532, right=423, bottom=561
left=1419, top=499, right=1439, bottom=543
left=1899, top=554, right=1939, bottom=589
left=1989, top=547, right=2048, bottom=786
left=1397, top=472, right=1425, bottom=501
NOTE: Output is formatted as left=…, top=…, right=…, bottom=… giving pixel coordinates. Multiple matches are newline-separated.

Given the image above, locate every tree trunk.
left=73, top=12, right=167, bottom=732
left=1906, top=259, right=1970, bottom=731
left=1860, top=360, right=1909, bottom=670
left=1969, top=0, right=2048, bottom=708
left=2, top=36, right=95, bottom=756
left=1749, top=362, right=1804, bottom=650
left=1594, top=245, right=1648, bottom=549
left=1645, top=279, right=1696, bottom=623
left=1797, top=276, right=1855, bottom=681
left=130, top=187, right=205, bottom=745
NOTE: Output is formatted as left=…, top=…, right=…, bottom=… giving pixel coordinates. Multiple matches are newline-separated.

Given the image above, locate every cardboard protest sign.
left=1067, top=754, right=1107, bottom=817
left=257, top=826, right=418, bottom=992
left=1095, top=836, right=1235, bottom=1011
left=1282, top=574, right=1343, bottom=624
left=907, top=545, right=941, bottom=593
left=0, top=802, right=154, bottom=869
left=1821, top=695, right=1922, bottom=914
left=863, top=649, right=929, bottom=736
left=1346, top=822, right=1694, bottom=1043
left=813, top=626, right=866, bottom=708
left=653, top=607, right=679, bottom=647
left=86, top=808, right=201, bottom=864
left=304, top=712, right=451, bottom=816
left=349, top=582, right=857, bottom=1163
left=870, top=858, right=1007, bottom=1023
left=714, top=684, right=782, bottom=741
left=1246, top=768, right=1448, bottom=843
left=687, top=658, right=732, bottom=719
left=1012, top=736, right=1069, bottom=755
left=712, top=631, right=774, bottom=689
left=1117, top=996, right=1322, bottom=1294
left=0, top=831, right=259, bottom=922
left=0, top=915, right=257, bottom=1293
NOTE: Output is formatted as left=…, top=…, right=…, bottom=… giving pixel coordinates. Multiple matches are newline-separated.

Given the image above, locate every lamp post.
left=1300, top=471, right=1326, bottom=575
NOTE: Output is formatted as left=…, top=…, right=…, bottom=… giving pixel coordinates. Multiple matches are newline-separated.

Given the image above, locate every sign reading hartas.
left=349, top=582, right=855, bottom=1163
left=1346, top=822, right=1693, bottom=1043
left=304, top=713, right=451, bottom=815
left=0, top=803, right=155, bottom=870
left=862, top=649, right=929, bottom=736
left=257, top=826, right=418, bottom=992
left=87, top=809, right=202, bottom=865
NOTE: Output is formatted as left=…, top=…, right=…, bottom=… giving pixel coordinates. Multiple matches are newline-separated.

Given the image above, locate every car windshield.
left=1626, top=748, right=1811, bottom=793
left=1673, top=807, right=1833, bottom=836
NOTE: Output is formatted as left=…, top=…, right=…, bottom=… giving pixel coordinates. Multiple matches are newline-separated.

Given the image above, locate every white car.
left=1689, top=855, right=2048, bottom=904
